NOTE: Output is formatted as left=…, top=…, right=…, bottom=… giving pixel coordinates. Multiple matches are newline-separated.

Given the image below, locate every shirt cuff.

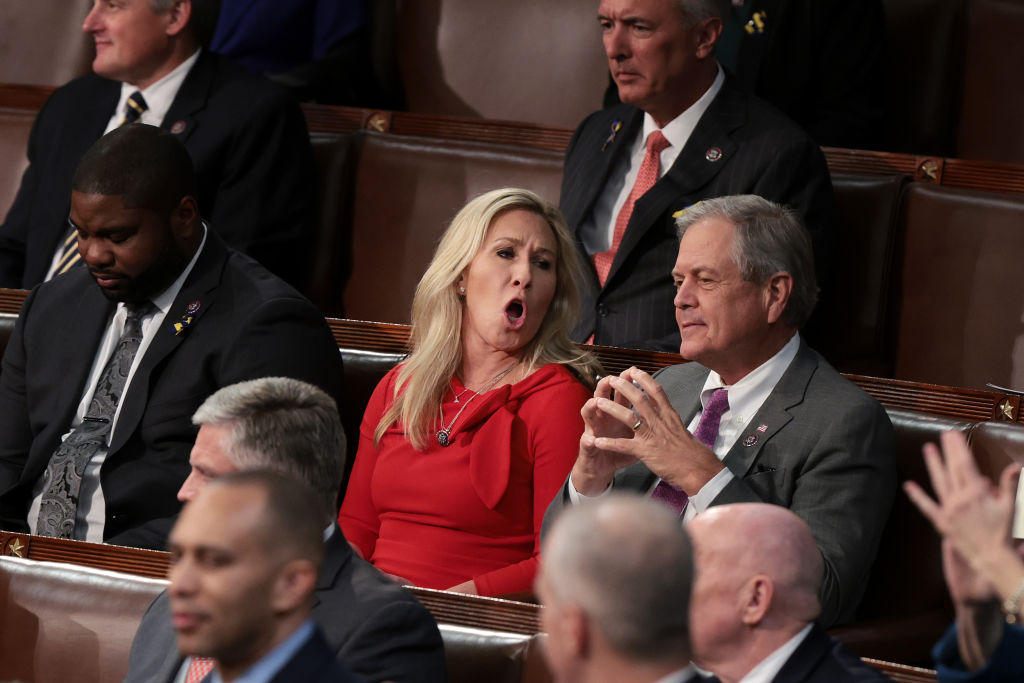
left=567, top=472, right=612, bottom=505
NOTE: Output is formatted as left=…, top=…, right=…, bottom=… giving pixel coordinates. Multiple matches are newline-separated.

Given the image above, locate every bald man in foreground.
left=537, top=494, right=697, bottom=683
left=687, top=503, right=889, bottom=682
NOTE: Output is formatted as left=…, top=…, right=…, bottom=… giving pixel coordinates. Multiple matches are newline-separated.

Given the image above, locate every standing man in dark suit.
left=563, top=0, right=834, bottom=351
left=545, top=196, right=894, bottom=627
left=167, top=472, right=360, bottom=683
left=126, top=377, right=447, bottom=683
left=0, top=0, right=314, bottom=287
left=687, top=503, right=891, bottom=682
left=0, top=124, right=343, bottom=550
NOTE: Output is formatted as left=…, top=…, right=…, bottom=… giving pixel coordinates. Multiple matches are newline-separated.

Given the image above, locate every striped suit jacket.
left=559, top=75, right=835, bottom=352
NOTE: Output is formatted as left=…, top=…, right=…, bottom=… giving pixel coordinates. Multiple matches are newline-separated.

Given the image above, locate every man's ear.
left=270, top=559, right=318, bottom=614
left=739, top=575, right=773, bottom=626
left=165, top=0, right=192, bottom=38
left=170, top=195, right=200, bottom=240
left=562, top=603, right=592, bottom=659
left=693, top=17, right=723, bottom=59
left=763, top=272, right=793, bottom=325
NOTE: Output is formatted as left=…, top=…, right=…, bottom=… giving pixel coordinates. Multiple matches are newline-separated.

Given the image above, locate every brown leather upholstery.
left=0, top=312, right=17, bottom=362
left=882, top=0, right=967, bottom=155
left=0, top=1, right=94, bottom=86
left=0, top=556, right=164, bottom=683
left=340, top=131, right=564, bottom=323
left=818, top=172, right=906, bottom=376
left=957, top=0, right=1024, bottom=163
left=893, top=183, right=1024, bottom=390
left=0, top=554, right=553, bottom=683
left=394, top=0, right=608, bottom=127
left=307, top=132, right=358, bottom=314
left=0, top=108, right=35, bottom=222
left=831, top=410, right=970, bottom=663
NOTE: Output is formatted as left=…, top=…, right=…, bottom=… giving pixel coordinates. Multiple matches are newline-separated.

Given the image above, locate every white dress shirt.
left=570, top=333, right=801, bottom=522
left=28, top=226, right=208, bottom=541
left=104, top=49, right=200, bottom=133
left=578, top=65, right=725, bottom=256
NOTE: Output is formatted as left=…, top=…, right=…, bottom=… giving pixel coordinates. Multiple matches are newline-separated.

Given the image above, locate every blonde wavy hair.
left=375, top=188, right=601, bottom=450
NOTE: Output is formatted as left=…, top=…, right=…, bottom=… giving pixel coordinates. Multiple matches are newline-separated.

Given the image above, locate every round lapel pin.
left=185, top=300, right=201, bottom=314
left=705, top=147, right=723, bottom=162
left=170, top=120, right=187, bottom=135
left=743, top=434, right=758, bottom=447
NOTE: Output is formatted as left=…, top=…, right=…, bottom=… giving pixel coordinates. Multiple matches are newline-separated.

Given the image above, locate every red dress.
left=338, top=363, right=590, bottom=597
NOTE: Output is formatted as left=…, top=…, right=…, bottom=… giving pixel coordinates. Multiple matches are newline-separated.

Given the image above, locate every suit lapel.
left=312, top=526, right=354, bottom=612
left=56, top=278, right=116, bottom=425
left=722, top=341, right=817, bottom=478
left=605, top=79, right=747, bottom=286
left=161, top=50, right=215, bottom=143
left=108, top=235, right=228, bottom=453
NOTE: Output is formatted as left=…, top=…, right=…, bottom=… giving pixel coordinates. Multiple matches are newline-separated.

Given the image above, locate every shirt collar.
left=116, top=48, right=200, bottom=126
left=641, top=64, right=725, bottom=151
left=208, top=620, right=316, bottom=683
left=736, top=623, right=813, bottom=683
left=699, top=332, right=800, bottom=425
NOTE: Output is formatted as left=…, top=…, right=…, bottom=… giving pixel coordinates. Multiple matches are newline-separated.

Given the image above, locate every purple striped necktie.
left=651, top=388, right=729, bottom=515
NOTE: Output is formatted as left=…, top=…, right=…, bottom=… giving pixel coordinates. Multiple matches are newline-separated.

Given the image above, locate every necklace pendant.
left=436, top=429, right=450, bottom=447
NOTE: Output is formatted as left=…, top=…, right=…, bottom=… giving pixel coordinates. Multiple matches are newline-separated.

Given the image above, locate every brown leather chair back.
left=340, top=131, right=564, bottom=323
left=0, top=108, right=36, bottom=222
left=956, top=0, right=1024, bottom=163
left=893, top=183, right=1024, bottom=390
left=831, top=409, right=969, bottom=663
left=394, top=0, right=608, bottom=127
left=0, top=1, right=94, bottom=86
left=818, top=172, right=906, bottom=376
left=881, top=0, right=967, bottom=155
left=0, top=556, right=164, bottom=683
left=306, top=131, right=358, bottom=314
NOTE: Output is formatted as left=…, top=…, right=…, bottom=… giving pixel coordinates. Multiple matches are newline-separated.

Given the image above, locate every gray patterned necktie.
left=36, top=302, right=154, bottom=539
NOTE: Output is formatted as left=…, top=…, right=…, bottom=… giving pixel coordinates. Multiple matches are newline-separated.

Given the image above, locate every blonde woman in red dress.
left=339, top=188, right=600, bottom=597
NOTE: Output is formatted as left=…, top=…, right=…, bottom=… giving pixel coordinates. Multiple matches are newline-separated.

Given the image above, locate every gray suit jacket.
left=544, top=341, right=895, bottom=627
left=123, top=526, right=447, bottom=683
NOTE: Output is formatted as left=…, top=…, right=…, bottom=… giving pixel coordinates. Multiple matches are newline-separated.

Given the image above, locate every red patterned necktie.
left=592, top=129, right=671, bottom=286
left=651, top=388, right=730, bottom=515
left=185, top=656, right=216, bottom=683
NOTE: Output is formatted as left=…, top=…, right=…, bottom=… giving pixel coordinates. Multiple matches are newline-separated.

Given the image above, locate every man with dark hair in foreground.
left=167, top=471, right=359, bottom=682
left=0, top=124, right=343, bottom=549
left=126, top=377, right=446, bottom=683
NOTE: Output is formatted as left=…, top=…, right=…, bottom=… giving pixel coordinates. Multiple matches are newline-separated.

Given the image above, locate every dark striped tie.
left=54, top=91, right=149, bottom=276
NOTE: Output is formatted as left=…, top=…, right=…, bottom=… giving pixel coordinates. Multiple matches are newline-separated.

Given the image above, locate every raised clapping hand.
left=904, top=431, right=1024, bottom=611
left=571, top=366, right=725, bottom=496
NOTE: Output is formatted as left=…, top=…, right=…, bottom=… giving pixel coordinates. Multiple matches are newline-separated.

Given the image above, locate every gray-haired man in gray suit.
left=544, top=195, right=895, bottom=628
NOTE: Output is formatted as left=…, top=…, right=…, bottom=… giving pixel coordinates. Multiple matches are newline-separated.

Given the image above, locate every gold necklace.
left=435, top=362, right=517, bottom=447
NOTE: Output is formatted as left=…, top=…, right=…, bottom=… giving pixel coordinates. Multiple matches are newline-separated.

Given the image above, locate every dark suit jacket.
left=0, top=50, right=314, bottom=288
left=544, top=341, right=895, bottom=627
left=124, top=527, right=447, bottom=683
left=932, top=621, right=1024, bottom=682
left=729, top=0, right=886, bottom=150
left=560, top=76, right=835, bottom=351
left=769, top=623, right=891, bottom=682
left=0, top=232, right=343, bottom=549
left=267, top=626, right=360, bottom=683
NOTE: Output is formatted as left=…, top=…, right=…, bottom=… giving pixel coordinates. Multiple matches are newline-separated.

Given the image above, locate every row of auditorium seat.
left=3, top=0, right=1024, bottom=163
left=2, top=90, right=1024, bottom=392
left=1, top=302, right=1023, bottom=667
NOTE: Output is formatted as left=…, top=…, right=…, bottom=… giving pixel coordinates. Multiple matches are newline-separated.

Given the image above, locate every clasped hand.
left=573, top=366, right=724, bottom=495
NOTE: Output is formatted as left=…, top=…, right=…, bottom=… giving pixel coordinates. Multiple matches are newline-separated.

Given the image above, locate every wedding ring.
left=632, top=418, right=643, bottom=432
